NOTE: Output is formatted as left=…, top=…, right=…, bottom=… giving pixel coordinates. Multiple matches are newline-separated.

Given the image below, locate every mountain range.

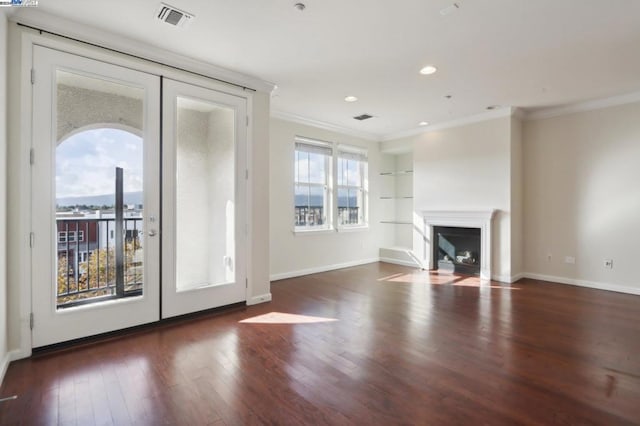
left=57, top=191, right=143, bottom=207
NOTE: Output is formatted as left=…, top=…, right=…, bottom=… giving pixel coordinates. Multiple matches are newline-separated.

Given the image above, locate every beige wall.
left=393, top=116, right=519, bottom=281
left=523, top=102, right=640, bottom=293
left=269, top=118, right=383, bottom=278
left=510, top=116, right=524, bottom=277
left=0, top=10, right=9, bottom=377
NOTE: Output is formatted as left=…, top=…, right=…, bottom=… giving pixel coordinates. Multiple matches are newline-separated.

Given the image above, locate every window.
left=294, top=138, right=332, bottom=230
left=294, top=137, right=368, bottom=232
left=337, top=147, right=368, bottom=227
left=58, top=230, right=84, bottom=243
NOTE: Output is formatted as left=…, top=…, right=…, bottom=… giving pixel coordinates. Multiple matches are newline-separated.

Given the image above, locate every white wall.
left=269, top=118, right=383, bottom=279
left=248, top=91, right=271, bottom=303
left=393, top=116, right=518, bottom=281
left=523, top=101, right=640, bottom=293
left=0, top=9, right=10, bottom=381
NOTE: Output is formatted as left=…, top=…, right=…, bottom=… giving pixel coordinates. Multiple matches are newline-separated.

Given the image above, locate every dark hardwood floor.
left=1, top=262, right=640, bottom=425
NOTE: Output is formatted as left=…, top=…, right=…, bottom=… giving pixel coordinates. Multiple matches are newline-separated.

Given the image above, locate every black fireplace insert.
left=433, top=226, right=481, bottom=276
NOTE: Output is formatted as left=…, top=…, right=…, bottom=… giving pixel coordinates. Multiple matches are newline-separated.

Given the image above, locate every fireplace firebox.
left=433, top=226, right=481, bottom=276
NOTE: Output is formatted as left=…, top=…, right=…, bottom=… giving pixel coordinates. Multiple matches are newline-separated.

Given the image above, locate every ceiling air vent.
left=157, top=3, right=194, bottom=27
left=354, top=114, right=374, bottom=121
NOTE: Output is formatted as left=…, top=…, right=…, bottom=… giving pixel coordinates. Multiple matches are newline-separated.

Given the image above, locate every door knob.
left=148, top=229, right=157, bottom=237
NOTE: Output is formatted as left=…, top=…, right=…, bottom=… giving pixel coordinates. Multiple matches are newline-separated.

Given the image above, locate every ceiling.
left=15, top=0, right=640, bottom=140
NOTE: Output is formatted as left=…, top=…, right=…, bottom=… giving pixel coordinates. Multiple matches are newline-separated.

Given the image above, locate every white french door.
left=31, top=46, right=161, bottom=347
left=31, top=46, right=248, bottom=347
left=161, top=78, right=247, bottom=318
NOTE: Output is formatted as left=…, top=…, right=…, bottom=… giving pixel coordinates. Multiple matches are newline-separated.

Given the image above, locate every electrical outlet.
left=604, top=259, right=613, bottom=269
left=564, top=256, right=576, bottom=264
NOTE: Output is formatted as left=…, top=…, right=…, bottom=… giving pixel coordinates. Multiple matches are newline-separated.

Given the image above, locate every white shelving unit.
left=378, top=153, right=418, bottom=267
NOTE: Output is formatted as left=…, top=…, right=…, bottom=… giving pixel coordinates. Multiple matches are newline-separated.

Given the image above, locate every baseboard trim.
left=510, top=273, right=526, bottom=283
left=0, top=351, right=11, bottom=386
left=247, top=293, right=272, bottom=306
left=523, top=273, right=640, bottom=296
left=491, top=273, right=526, bottom=284
left=379, top=257, right=421, bottom=268
left=270, top=258, right=380, bottom=282
left=9, top=348, right=29, bottom=362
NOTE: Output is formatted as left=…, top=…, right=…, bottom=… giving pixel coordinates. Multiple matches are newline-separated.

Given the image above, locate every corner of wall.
left=509, top=115, right=524, bottom=277
left=0, top=9, right=10, bottom=381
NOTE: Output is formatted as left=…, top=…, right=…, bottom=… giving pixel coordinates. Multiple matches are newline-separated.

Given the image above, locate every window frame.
left=336, top=145, right=368, bottom=230
left=293, top=137, right=333, bottom=232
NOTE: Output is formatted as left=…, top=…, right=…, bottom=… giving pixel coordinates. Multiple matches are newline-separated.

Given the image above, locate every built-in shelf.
left=380, top=170, right=413, bottom=176
left=380, top=196, right=413, bottom=200
left=380, top=221, right=412, bottom=225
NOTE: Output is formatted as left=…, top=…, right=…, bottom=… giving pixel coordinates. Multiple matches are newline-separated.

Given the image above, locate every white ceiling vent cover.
left=157, top=3, right=194, bottom=27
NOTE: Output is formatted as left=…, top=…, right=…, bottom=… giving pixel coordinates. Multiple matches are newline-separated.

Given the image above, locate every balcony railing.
left=57, top=217, right=144, bottom=308
left=295, top=206, right=360, bottom=227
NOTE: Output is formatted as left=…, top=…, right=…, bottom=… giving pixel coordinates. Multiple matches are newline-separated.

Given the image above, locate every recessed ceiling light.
left=294, top=3, right=306, bottom=11
left=419, top=65, right=438, bottom=75
left=344, top=96, right=358, bottom=102
left=419, top=121, right=429, bottom=126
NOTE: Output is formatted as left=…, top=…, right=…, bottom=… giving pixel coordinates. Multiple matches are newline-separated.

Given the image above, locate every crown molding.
left=379, top=107, right=517, bottom=142
left=271, top=110, right=379, bottom=141
left=10, top=9, right=275, bottom=93
left=525, top=90, right=640, bottom=121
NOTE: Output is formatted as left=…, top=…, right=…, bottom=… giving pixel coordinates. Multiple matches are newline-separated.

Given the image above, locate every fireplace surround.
left=422, top=210, right=496, bottom=280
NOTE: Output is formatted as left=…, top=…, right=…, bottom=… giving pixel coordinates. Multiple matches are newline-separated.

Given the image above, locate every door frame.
left=14, top=30, right=258, bottom=359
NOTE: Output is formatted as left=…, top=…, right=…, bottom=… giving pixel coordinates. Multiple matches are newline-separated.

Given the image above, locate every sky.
left=56, top=128, right=143, bottom=198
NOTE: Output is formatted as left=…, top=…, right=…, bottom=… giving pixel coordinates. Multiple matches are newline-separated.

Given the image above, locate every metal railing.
left=57, top=217, right=143, bottom=308
left=294, top=206, right=360, bottom=226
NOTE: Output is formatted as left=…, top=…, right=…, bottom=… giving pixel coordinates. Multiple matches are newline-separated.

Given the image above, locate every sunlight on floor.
left=377, top=272, right=520, bottom=290
left=239, top=312, right=339, bottom=324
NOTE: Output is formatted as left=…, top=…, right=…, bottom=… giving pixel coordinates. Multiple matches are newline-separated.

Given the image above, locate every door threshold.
left=31, top=302, right=246, bottom=357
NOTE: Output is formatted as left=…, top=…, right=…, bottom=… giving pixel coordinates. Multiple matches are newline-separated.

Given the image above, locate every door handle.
left=148, top=229, right=157, bottom=237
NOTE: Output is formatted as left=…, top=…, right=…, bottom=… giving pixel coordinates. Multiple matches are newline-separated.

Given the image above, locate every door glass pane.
left=176, top=97, right=235, bottom=291
left=55, top=70, right=145, bottom=308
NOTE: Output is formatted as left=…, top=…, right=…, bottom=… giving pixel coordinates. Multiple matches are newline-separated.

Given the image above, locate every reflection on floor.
left=378, top=270, right=521, bottom=289
left=239, top=312, right=338, bottom=324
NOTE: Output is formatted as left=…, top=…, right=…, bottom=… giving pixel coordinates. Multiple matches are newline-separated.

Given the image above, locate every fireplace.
left=433, top=226, right=481, bottom=276
left=422, top=210, right=496, bottom=280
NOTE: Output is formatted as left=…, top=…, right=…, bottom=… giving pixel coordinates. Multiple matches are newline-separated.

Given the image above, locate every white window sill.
left=337, top=225, right=369, bottom=233
left=293, top=228, right=336, bottom=236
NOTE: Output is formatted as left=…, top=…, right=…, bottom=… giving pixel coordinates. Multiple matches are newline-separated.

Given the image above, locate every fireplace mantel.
left=422, top=210, right=496, bottom=280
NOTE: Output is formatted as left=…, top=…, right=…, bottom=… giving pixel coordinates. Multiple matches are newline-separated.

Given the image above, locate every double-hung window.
left=294, top=137, right=368, bottom=232
left=337, top=147, right=368, bottom=228
left=294, top=138, right=333, bottom=231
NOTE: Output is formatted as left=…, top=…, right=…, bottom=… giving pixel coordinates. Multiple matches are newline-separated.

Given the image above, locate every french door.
left=31, top=46, right=247, bottom=348
left=161, top=79, right=247, bottom=318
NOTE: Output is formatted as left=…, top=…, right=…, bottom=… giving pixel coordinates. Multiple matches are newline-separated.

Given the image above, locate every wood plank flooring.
left=1, top=262, right=640, bottom=425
